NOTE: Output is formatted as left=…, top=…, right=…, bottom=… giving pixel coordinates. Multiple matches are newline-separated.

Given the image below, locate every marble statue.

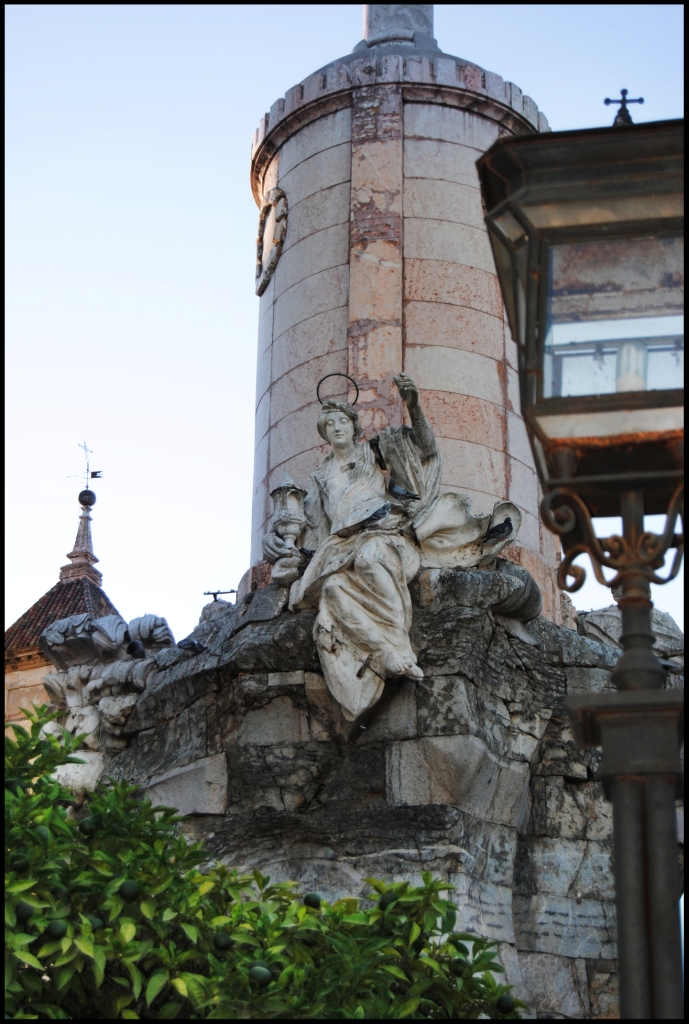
left=40, top=612, right=174, bottom=752
left=263, top=373, right=520, bottom=720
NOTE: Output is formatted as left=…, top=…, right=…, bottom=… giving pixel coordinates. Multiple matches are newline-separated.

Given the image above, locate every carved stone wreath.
left=255, top=187, right=288, bottom=296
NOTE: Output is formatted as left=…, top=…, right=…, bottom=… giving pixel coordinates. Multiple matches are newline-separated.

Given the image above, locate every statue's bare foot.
left=385, top=650, right=424, bottom=680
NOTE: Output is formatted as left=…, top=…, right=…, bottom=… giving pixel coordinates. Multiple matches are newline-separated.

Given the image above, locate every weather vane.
left=68, top=441, right=103, bottom=489
left=604, top=88, right=644, bottom=126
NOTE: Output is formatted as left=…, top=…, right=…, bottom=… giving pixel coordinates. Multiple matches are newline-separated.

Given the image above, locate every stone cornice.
left=250, top=52, right=549, bottom=205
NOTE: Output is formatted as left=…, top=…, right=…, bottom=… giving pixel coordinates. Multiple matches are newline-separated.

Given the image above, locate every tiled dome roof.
left=4, top=577, right=121, bottom=654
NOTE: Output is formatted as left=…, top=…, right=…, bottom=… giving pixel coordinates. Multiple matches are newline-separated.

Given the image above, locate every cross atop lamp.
left=604, top=87, right=644, bottom=125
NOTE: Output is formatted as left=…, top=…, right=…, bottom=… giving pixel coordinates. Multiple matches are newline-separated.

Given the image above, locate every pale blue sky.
left=6, top=4, right=684, bottom=639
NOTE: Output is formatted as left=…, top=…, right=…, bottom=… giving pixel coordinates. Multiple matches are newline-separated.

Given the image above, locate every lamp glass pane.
left=544, top=236, right=683, bottom=398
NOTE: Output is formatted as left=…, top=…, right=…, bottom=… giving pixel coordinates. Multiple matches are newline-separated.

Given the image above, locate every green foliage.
left=6, top=705, right=529, bottom=1019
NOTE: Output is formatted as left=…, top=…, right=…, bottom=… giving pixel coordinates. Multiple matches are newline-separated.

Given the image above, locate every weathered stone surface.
left=514, top=894, right=617, bottom=958
left=234, top=584, right=288, bottom=630
left=386, top=734, right=530, bottom=827
left=54, top=751, right=105, bottom=796
left=237, top=695, right=310, bottom=746
left=586, top=959, right=619, bottom=1019
left=519, top=952, right=590, bottom=1018
left=514, top=837, right=586, bottom=897
left=497, top=945, right=537, bottom=1019
left=145, top=754, right=228, bottom=816
left=97, top=564, right=652, bottom=1019
left=578, top=604, right=683, bottom=659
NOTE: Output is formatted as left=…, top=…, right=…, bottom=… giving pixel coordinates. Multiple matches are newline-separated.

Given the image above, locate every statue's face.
left=324, top=410, right=355, bottom=448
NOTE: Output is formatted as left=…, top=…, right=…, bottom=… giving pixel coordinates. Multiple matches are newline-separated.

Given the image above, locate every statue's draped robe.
left=290, top=426, right=440, bottom=720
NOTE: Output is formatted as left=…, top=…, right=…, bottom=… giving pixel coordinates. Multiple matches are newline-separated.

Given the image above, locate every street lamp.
left=477, top=118, right=684, bottom=1020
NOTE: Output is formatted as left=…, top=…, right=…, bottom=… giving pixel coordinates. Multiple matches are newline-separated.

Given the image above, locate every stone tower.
left=249, top=3, right=565, bottom=619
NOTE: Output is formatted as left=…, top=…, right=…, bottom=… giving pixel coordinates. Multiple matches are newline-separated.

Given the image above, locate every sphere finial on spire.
left=59, top=489, right=102, bottom=585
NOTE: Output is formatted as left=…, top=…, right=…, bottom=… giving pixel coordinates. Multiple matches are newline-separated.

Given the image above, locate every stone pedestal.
left=96, top=562, right=688, bottom=1018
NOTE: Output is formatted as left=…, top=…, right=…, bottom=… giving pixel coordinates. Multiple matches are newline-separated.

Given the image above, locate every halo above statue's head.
left=316, top=373, right=359, bottom=406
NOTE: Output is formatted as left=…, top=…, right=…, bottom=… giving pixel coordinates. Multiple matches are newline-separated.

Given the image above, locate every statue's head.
left=317, top=401, right=362, bottom=447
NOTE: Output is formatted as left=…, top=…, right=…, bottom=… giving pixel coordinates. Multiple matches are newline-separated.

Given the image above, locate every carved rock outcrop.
left=40, top=568, right=684, bottom=1019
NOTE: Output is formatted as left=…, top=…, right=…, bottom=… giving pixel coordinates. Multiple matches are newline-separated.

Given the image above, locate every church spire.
left=59, top=489, right=103, bottom=586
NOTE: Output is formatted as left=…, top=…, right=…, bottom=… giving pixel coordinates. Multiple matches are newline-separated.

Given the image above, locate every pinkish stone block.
left=404, top=258, right=503, bottom=318
left=404, top=138, right=482, bottom=188
left=404, top=178, right=485, bottom=230
left=283, top=182, right=350, bottom=253
left=508, top=457, right=539, bottom=512
left=350, top=58, right=378, bottom=88
left=420, top=389, right=506, bottom=452
left=376, top=54, right=404, bottom=84
left=404, top=104, right=500, bottom=151
left=405, top=345, right=502, bottom=406
left=255, top=346, right=272, bottom=411
left=403, top=55, right=430, bottom=84
left=279, top=142, right=351, bottom=208
left=279, top=109, right=352, bottom=179
left=506, top=365, right=521, bottom=414
left=439, top=437, right=507, bottom=497
left=255, top=389, right=270, bottom=445
left=485, top=71, right=506, bottom=103
left=404, top=301, right=504, bottom=361
left=272, top=307, right=348, bottom=381
left=257, top=303, right=274, bottom=359
left=436, top=57, right=460, bottom=88
left=514, top=510, right=541, bottom=553
left=326, top=63, right=352, bottom=93
left=404, top=217, right=495, bottom=274
left=273, top=264, right=350, bottom=338
left=273, top=223, right=350, bottom=300
left=507, top=410, right=533, bottom=468
left=269, top=401, right=323, bottom=467
left=271, top=350, right=349, bottom=426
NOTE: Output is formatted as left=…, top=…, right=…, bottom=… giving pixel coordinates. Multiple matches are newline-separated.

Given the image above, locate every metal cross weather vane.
left=68, top=441, right=103, bottom=488
left=604, top=88, right=644, bottom=126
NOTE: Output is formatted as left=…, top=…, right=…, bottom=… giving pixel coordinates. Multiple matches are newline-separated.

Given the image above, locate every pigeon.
left=126, top=640, right=147, bottom=660
left=177, top=638, right=206, bottom=654
left=360, top=502, right=391, bottom=529
left=482, top=516, right=513, bottom=547
left=388, top=478, right=420, bottom=501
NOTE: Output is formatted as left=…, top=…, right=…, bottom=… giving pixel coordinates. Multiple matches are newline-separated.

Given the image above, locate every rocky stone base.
left=99, top=565, right=684, bottom=1019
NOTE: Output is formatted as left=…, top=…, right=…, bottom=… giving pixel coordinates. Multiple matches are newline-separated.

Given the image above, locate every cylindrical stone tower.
left=249, top=4, right=564, bottom=620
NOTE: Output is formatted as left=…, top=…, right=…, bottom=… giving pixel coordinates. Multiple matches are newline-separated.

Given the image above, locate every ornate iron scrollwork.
left=541, top=483, right=684, bottom=593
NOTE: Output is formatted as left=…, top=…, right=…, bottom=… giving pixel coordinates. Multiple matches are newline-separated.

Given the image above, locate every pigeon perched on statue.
left=482, top=516, right=513, bottom=548
left=360, top=502, right=391, bottom=529
left=388, top=478, right=420, bottom=501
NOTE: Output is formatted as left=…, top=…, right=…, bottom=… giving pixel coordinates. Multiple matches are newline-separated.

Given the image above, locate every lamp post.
left=477, top=119, right=684, bottom=1019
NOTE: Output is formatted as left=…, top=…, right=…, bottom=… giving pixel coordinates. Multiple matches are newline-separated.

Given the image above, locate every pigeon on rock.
left=177, top=638, right=206, bottom=654
left=482, top=516, right=513, bottom=548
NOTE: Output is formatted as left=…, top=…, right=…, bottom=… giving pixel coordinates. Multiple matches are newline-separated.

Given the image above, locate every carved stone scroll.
left=255, top=187, right=287, bottom=295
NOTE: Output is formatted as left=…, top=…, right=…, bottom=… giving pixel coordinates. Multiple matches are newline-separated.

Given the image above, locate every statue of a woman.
left=263, top=373, right=519, bottom=721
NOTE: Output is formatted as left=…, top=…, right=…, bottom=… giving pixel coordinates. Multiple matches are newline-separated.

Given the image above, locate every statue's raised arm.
left=392, top=372, right=436, bottom=458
